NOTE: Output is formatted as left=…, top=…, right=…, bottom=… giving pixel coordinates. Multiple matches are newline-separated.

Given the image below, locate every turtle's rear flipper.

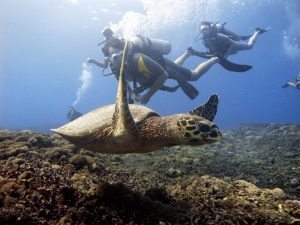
left=219, top=57, right=252, bottom=72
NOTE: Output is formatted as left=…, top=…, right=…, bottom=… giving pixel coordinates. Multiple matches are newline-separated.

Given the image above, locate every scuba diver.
left=282, top=74, right=300, bottom=89
left=67, top=106, right=82, bottom=121
left=87, top=27, right=220, bottom=104
left=181, top=21, right=270, bottom=72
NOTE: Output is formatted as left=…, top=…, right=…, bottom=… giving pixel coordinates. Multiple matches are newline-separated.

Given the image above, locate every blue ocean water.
left=1, top=0, right=299, bottom=131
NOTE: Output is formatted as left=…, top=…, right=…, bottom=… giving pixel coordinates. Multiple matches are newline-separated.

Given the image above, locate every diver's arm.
left=87, top=58, right=109, bottom=68
left=140, top=72, right=168, bottom=104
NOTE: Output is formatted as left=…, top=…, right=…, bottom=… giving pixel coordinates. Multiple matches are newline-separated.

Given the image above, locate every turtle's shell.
left=55, top=104, right=159, bottom=136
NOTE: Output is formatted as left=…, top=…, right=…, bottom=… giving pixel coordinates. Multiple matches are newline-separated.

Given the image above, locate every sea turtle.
left=51, top=41, right=222, bottom=154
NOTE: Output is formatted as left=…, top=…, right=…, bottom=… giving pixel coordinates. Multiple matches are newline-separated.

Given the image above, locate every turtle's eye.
left=197, top=124, right=210, bottom=132
left=210, top=130, right=219, bottom=138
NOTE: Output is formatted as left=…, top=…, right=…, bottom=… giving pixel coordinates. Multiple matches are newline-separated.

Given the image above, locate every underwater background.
left=1, top=0, right=300, bottom=131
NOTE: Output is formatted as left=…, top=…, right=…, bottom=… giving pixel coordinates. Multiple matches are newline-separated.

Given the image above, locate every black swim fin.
left=178, top=81, right=199, bottom=100
left=190, top=49, right=252, bottom=72
left=160, top=85, right=180, bottom=92
left=218, top=57, right=252, bottom=72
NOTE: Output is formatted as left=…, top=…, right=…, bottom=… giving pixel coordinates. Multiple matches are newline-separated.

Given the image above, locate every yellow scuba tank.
left=129, top=35, right=172, bottom=55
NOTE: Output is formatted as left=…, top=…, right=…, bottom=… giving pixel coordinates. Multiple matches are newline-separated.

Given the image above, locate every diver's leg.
left=247, top=30, right=260, bottom=48
left=174, top=49, right=192, bottom=65
left=287, top=82, right=297, bottom=88
left=282, top=82, right=296, bottom=88
left=225, top=31, right=260, bottom=57
left=246, top=27, right=270, bottom=47
left=190, top=57, right=219, bottom=81
left=222, top=27, right=242, bottom=41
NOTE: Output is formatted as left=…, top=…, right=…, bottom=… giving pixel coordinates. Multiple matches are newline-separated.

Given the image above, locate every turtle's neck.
left=136, top=116, right=179, bottom=147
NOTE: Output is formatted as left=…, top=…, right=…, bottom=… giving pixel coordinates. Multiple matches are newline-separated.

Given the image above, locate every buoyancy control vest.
left=202, top=33, right=231, bottom=56
left=102, top=36, right=174, bottom=94
left=202, top=22, right=234, bottom=56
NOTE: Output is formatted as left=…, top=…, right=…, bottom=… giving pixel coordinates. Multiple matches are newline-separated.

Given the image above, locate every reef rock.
left=0, top=124, right=299, bottom=224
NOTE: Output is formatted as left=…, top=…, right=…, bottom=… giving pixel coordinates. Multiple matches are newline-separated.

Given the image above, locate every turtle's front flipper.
left=112, top=41, right=137, bottom=138
left=188, top=94, right=219, bottom=122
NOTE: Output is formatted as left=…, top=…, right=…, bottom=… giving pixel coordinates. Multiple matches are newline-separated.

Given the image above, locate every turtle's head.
left=172, top=115, right=222, bottom=146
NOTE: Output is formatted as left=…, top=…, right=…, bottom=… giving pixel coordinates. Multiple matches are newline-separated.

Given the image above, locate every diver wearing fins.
left=87, top=27, right=220, bottom=104
left=180, top=21, right=270, bottom=72
left=282, top=74, right=300, bottom=89
left=67, top=106, right=82, bottom=122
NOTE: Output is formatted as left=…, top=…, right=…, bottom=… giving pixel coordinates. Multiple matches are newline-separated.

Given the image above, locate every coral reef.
left=0, top=124, right=299, bottom=224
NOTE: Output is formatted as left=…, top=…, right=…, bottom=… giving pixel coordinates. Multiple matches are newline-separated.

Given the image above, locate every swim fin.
left=190, top=49, right=252, bottom=72
left=219, top=57, right=252, bottom=72
left=178, top=81, right=199, bottom=100
left=256, top=27, right=271, bottom=35
left=160, top=85, right=180, bottom=92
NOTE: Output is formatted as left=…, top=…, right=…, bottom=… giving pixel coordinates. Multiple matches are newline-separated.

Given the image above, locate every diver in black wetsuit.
left=282, top=74, right=300, bottom=89
left=200, top=21, right=269, bottom=57
left=67, top=106, right=82, bottom=121
left=179, top=21, right=270, bottom=72
left=87, top=27, right=220, bottom=104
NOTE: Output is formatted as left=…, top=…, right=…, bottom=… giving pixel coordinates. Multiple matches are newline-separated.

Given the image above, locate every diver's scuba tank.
left=129, top=35, right=172, bottom=55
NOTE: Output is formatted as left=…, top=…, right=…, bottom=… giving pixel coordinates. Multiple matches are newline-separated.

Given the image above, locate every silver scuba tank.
left=130, top=36, right=172, bottom=55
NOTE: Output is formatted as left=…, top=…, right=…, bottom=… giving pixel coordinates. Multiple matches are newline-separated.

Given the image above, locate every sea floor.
left=0, top=123, right=299, bottom=224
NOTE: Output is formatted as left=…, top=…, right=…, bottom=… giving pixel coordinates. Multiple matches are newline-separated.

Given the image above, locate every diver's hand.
left=140, top=93, right=151, bottom=104
left=86, top=58, right=96, bottom=64
left=128, top=89, right=141, bottom=103
left=132, top=94, right=142, bottom=103
left=128, top=97, right=134, bottom=104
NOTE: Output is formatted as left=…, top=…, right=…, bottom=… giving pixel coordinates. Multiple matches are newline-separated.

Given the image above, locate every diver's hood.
left=200, top=25, right=210, bottom=32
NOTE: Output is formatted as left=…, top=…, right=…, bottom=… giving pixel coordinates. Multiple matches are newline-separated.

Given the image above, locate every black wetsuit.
left=203, top=32, right=232, bottom=56
left=101, top=37, right=198, bottom=99
left=202, top=23, right=247, bottom=56
left=128, top=54, right=191, bottom=85
left=107, top=49, right=192, bottom=87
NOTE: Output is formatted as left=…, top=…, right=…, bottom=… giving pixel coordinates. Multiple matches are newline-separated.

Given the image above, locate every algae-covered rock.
left=0, top=124, right=299, bottom=224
